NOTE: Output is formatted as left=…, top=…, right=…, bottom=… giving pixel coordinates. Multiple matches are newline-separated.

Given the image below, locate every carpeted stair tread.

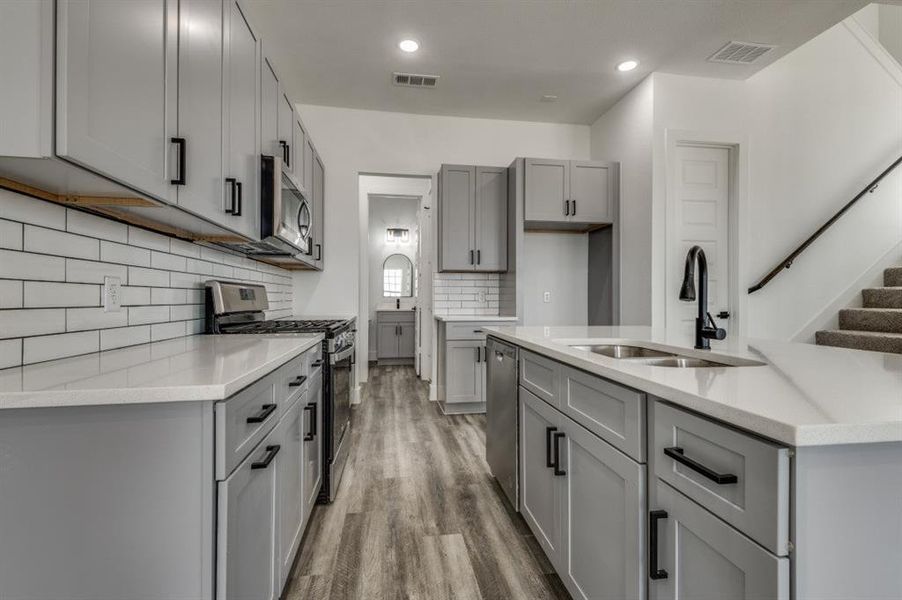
left=862, top=287, right=902, bottom=309
left=885, top=267, right=902, bottom=287
left=838, top=308, right=902, bottom=333
left=815, top=329, right=902, bottom=355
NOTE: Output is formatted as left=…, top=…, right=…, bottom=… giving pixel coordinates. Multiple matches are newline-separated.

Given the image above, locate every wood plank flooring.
left=284, top=365, right=570, bottom=600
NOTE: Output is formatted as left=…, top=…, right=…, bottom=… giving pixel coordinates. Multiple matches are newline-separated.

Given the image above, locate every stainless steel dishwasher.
left=486, top=336, right=519, bottom=510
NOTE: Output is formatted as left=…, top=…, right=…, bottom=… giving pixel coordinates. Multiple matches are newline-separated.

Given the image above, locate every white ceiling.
left=243, top=0, right=875, bottom=125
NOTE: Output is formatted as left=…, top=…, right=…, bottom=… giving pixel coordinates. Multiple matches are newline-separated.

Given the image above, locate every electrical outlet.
left=103, top=276, right=121, bottom=312
left=543, top=291, right=551, bottom=303
left=477, top=290, right=487, bottom=303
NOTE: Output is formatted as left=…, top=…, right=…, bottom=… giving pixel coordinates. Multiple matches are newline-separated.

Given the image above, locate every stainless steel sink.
left=569, top=344, right=675, bottom=359
left=637, top=356, right=730, bottom=368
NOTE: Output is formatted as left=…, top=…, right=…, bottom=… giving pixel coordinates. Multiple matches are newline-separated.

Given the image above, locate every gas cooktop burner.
left=224, top=319, right=348, bottom=335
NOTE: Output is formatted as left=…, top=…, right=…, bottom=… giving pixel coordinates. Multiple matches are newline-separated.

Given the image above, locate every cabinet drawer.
left=651, top=401, right=790, bottom=555
left=216, top=377, right=277, bottom=480
left=519, top=349, right=560, bottom=407
left=560, top=365, right=646, bottom=462
left=275, top=356, right=307, bottom=414
left=307, top=343, right=324, bottom=374
left=377, top=311, right=415, bottom=323
left=445, top=321, right=508, bottom=340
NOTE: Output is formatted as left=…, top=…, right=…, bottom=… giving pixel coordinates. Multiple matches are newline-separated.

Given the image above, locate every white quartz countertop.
left=0, top=334, right=323, bottom=410
left=435, top=315, right=519, bottom=322
left=482, top=325, right=902, bottom=447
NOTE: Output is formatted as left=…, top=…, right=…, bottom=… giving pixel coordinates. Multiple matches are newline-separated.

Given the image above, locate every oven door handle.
left=331, top=345, right=356, bottom=365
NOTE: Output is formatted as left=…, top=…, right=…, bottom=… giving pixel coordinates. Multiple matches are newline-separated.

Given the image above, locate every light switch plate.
left=543, top=291, right=551, bottom=303
left=103, top=276, right=121, bottom=312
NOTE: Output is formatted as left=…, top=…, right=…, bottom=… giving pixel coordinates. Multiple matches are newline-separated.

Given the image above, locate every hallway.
left=285, top=366, right=569, bottom=600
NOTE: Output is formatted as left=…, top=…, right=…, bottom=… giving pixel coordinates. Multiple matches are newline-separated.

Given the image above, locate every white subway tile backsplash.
left=432, top=272, right=501, bottom=316
left=151, top=321, right=186, bottom=342
left=100, top=241, right=151, bottom=267
left=66, top=307, right=129, bottom=331
left=24, top=331, right=99, bottom=363
left=128, top=266, right=169, bottom=287
left=0, top=219, right=23, bottom=250
left=0, top=339, right=22, bottom=369
left=212, top=263, right=234, bottom=278
left=0, top=308, right=65, bottom=338
left=129, top=305, right=169, bottom=326
left=185, top=258, right=214, bottom=275
left=128, top=226, right=171, bottom=252
left=66, top=209, right=128, bottom=243
left=151, top=288, right=187, bottom=305
left=169, top=271, right=203, bottom=289
left=120, top=286, right=151, bottom=306
left=66, top=259, right=128, bottom=284
left=24, top=282, right=99, bottom=308
left=151, top=251, right=187, bottom=272
left=24, top=225, right=99, bottom=260
left=170, top=238, right=200, bottom=258
left=0, top=191, right=66, bottom=229
left=0, top=249, right=65, bottom=281
left=170, top=304, right=204, bottom=321
left=0, top=281, right=23, bottom=309
left=100, top=325, right=151, bottom=351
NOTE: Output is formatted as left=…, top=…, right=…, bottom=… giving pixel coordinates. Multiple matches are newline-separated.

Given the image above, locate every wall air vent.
left=708, top=41, right=776, bottom=65
left=392, top=72, right=440, bottom=88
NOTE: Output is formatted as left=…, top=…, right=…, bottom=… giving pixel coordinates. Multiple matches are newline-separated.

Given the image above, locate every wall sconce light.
left=386, top=228, right=410, bottom=243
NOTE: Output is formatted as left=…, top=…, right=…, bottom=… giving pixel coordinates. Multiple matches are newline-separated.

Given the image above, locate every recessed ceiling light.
left=617, top=60, right=639, bottom=72
left=399, top=39, right=419, bottom=53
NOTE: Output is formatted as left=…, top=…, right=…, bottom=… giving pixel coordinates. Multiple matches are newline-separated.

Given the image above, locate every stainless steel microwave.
left=258, top=155, right=313, bottom=255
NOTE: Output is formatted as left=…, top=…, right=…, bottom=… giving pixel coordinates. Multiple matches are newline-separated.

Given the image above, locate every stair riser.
left=816, top=331, right=902, bottom=355
left=885, top=268, right=902, bottom=287
left=839, top=310, right=902, bottom=334
left=863, top=289, right=902, bottom=309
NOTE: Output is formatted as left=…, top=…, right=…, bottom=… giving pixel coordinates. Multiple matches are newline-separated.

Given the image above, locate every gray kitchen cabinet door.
left=445, top=340, right=482, bottom=403
left=277, top=91, right=295, bottom=176
left=261, top=57, right=280, bottom=160
left=56, top=0, right=177, bottom=203
left=520, top=388, right=563, bottom=566
left=275, top=400, right=304, bottom=593
left=294, top=118, right=307, bottom=190
left=303, top=373, right=324, bottom=517
left=313, top=153, right=325, bottom=268
left=398, top=322, right=416, bottom=358
left=304, top=136, right=315, bottom=198
left=175, top=0, right=225, bottom=224
left=649, top=481, right=789, bottom=600
left=474, top=166, right=508, bottom=271
left=524, top=158, right=569, bottom=222
left=439, top=164, right=476, bottom=271
left=222, top=0, right=260, bottom=239
left=569, top=161, right=614, bottom=224
left=378, top=323, right=400, bottom=359
left=559, top=415, right=645, bottom=600
left=217, top=433, right=278, bottom=600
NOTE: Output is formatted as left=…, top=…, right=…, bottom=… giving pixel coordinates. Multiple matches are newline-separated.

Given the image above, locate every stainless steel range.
left=205, top=280, right=354, bottom=503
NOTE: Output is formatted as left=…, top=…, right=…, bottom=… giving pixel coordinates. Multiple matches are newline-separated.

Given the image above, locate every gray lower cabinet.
left=303, top=371, right=324, bottom=515
left=523, top=158, right=617, bottom=229
left=649, top=481, right=789, bottom=600
left=377, top=311, right=415, bottom=360
left=56, top=0, right=178, bottom=203
left=438, top=164, right=508, bottom=272
left=445, top=340, right=485, bottom=403
left=275, top=398, right=304, bottom=593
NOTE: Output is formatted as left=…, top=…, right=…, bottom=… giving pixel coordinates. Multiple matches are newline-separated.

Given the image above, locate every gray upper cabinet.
left=524, top=158, right=617, bottom=228
left=261, top=57, right=280, bottom=160
left=56, top=0, right=178, bottom=203
left=293, top=118, right=307, bottom=190
left=221, top=0, right=260, bottom=239
left=277, top=91, right=295, bottom=176
left=313, top=152, right=325, bottom=268
left=174, top=0, right=226, bottom=227
left=438, top=164, right=508, bottom=272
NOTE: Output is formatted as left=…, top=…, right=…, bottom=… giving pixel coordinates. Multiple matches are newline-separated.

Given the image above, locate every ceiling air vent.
left=708, top=41, right=776, bottom=65
left=392, top=72, right=439, bottom=89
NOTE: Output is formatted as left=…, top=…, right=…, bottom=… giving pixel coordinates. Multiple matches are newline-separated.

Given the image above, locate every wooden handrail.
left=748, top=153, right=902, bottom=294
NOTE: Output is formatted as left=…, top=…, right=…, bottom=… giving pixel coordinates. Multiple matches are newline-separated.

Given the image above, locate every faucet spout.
left=679, top=246, right=726, bottom=350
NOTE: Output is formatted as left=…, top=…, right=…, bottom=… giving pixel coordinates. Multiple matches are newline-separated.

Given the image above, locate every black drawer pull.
left=304, top=402, right=317, bottom=441
left=315, top=243, right=322, bottom=261
left=571, top=199, right=577, bottom=215
left=545, top=426, right=557, bottom=468
left=251, top=444, right=281, bottom=469
left=311, top=360, right=324, bottom=368
left=664, top=447, right=738, bottom=485
left=279, top=140, right=290, bottom=167
left=553, top=431, right=566, bottom=476
left=234, top=180, right=243, bottom=216
left=246, top=403, right=277, bottom=424
left=289, top=375, right=307, bottom=387
left=170, top=137, right=186, bottom=185
left=564, top=199, right=570, bottom=216
left=225, top=178, right=237, bottom=214
left=649, top=510, right=668, bottom=580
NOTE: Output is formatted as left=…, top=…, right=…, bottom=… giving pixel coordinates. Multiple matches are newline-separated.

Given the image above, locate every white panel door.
left=668, top=145, right=731, bottom=336
left=57, top=0, right=177, bottom=202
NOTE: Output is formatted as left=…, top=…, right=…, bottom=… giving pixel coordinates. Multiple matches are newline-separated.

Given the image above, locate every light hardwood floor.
left=285, top=365, right=570, bottom=600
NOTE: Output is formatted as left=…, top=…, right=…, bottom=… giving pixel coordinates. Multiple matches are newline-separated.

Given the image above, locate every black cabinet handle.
left=225, top=178, right=237, bottom=214
left=572, top=199, right=577, bottom=215
left=289, top=375, right=307, bottom=388
left=246, top=403, right=277, bottom=424
left=234, top=180, right=243, bottom=216
left=553, top=431, right=566, bottom=476
left=477, top=249, right=481, bottom=265
left=170, top=137, right=186, bottom=185
left=315, top=243, right=322, bottom=261
left=304, top=402, right=317, bottom=441
left=279, top=140, right=290, bottom=167
left=717, top=311, right=731, bottom=319
left=649, top=510, right=669, bottom=580
left=251, top=444, right=281, bottom=469
left=564, top=199, right=570, bottom=216
left=545, top=426, right=558, bottom=468
left=664, top=447, right=738, bottom=485
left=469, top=249, right=474, bottom=265
left=311, top=360, right=324, bottom=368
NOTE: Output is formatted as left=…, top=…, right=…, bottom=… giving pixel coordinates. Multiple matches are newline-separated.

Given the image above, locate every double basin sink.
left=567, top=344, right=765, bottom=368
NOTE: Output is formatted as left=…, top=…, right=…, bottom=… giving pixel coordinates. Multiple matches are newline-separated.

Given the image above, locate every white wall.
left=294, top=105, right=590, bottom=382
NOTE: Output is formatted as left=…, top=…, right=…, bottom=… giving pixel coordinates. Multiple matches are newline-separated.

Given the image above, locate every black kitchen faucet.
left=679, top=246, right=727, bottom=350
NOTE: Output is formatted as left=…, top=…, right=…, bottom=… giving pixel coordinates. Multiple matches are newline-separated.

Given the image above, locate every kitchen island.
left=483, top=325, right=902, bottom=600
